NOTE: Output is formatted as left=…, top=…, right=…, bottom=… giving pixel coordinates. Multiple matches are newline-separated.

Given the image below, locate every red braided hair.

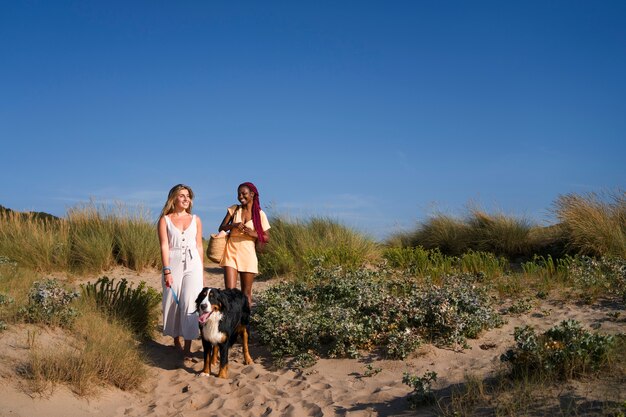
left=239, top=182, right=267, bottom=244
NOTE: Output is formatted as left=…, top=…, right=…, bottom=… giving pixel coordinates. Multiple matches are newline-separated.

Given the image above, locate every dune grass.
left=395, top=210, right=537, bottom=259
left=25, top=297, right=149, bottom=395
left=258, top=216, right=381, bottom=278
left=0, top=211, right=69, bottom=271
left=0, top=202, right=159, bottom=274
left=554, top=190, right=626, bottom=258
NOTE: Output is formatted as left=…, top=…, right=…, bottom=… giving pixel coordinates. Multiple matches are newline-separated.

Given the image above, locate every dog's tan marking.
left=237, top=324, right=254, bottom=365
left=217, top=364, right=229, bottom=379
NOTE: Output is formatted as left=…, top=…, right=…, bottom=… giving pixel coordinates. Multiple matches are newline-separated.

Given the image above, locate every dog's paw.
left=198, top=372, right=211, bottom=378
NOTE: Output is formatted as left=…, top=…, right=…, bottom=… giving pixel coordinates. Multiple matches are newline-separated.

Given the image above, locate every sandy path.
left=0, top=265, right=624, bottom=417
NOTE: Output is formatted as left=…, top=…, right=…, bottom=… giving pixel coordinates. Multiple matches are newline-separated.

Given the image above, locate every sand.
left=0, top=265, right=624, bottom=417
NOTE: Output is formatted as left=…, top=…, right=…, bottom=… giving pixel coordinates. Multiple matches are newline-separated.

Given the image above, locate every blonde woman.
left=158, top=184, right=204, bottom=364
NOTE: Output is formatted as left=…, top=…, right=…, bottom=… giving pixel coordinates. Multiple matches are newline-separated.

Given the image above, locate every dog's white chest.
left=201, top=312, right=225, bottom=344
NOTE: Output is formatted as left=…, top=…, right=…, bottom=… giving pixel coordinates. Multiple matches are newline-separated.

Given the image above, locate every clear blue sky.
left=1, top=1, right=624, bottom=240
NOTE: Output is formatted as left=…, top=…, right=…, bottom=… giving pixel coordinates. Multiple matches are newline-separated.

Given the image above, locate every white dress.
left=162, top=214, right=203, bottom=340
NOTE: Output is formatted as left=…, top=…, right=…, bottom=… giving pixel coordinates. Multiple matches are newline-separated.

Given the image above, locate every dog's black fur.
left=195, top=287, right=253, bottom=378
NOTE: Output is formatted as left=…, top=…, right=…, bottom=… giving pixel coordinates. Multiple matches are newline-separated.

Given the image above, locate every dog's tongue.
left=198, top=312, right=211, bottom=324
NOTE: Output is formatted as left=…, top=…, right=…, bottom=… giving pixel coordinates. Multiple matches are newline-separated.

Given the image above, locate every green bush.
left=567, top=256, right=626, bottom=302
left=501, top=319, right=616, bottom=380
left=81, top=277, right=161, bottom=339
left=403, top=370, right=438, bottom=408
left=252, top=266, right=504, bottom=363
left=19, top=279, right=80, bottom=327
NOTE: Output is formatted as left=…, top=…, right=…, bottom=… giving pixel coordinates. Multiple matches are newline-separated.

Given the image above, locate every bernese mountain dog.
left=195, top=287, right=254, bottom=378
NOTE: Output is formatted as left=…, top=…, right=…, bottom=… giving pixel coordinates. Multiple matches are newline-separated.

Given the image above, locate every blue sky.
left=1, top=1, right=624, bottom=240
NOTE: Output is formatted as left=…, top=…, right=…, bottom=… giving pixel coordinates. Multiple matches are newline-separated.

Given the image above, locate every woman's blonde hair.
left=160, top=184, right=194, bottom=218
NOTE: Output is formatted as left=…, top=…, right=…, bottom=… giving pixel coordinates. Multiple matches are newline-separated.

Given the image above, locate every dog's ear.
left=195, top=287, right=209, bottom=305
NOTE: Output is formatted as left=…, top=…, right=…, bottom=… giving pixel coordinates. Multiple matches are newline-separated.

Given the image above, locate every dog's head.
left=196, top=287, right=228, bottom=324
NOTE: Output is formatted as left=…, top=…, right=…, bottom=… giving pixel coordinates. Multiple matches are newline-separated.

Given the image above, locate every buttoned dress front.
left=162, top=214, right=203, bottom=340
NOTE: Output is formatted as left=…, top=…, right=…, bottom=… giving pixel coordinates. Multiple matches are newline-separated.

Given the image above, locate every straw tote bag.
left=207, top=232, right=227, bottom=263
left=206, top=206, right=238, bottom=263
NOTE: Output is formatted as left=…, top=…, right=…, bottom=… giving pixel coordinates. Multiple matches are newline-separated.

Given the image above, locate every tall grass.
left=399, top=210, right=535, bottom=259
left=0, top=202, right=159, bottom=274
left=554, top=190, right=626, bottom=258
left=67, top=203, right=116, bottom=273
left=110, top=204, right=160, bottom=271
left=407, top=214, right=471, bottom=256
left=466, top=209, right=534, bottom=258
left=258, top=216, right=381, bottom=278
left=0, top=211, right=69, bottom=271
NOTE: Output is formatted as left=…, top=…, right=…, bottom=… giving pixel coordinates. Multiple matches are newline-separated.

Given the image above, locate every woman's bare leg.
left=223, top=266, right=238, bottom=289
left=240, top=272, right=255, bottom=307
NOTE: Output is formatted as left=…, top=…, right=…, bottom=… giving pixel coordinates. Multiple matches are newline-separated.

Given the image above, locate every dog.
left=195, top=287, right=254, bottom=378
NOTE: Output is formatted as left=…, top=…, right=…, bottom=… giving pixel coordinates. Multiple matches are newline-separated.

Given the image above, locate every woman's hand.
left=242, top=225, right=258, bottom=238
left=164, top=273, right=173, bottom=288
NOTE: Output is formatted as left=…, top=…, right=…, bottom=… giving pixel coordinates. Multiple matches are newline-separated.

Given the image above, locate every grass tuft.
left=554, top=190, right=626, bottom=258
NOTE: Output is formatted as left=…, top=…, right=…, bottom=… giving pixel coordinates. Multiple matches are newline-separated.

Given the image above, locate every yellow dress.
left=219, top=205, right=270, bottom=274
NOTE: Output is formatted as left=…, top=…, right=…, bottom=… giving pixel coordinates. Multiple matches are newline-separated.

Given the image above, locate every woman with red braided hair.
left=219, top=182, right=270, bottom=307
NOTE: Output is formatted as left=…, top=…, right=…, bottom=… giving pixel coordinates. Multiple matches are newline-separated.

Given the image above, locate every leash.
left=170, top=287, right=180, bottom=305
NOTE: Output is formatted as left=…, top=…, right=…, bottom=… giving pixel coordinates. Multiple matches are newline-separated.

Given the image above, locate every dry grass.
left=0, top=202, right=159, bottom=274
left=25, top=299, right=149, bottom=395
left=400, top=210, right=536, bottom=259
left=0, top=211, right=69, bottom=271
left=555, top=190, right=626, bottom=258
left=258, top=216, right=381, bottom=278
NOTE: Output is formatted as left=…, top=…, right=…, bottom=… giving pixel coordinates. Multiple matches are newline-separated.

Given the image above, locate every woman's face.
left=174, top=188, right=191, bottom=211
left=238, top=186, right=254, bottom=205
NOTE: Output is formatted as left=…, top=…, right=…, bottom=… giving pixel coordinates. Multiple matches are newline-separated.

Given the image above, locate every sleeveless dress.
left=162, top=214, right=203, bottom=340
left=220, top=205, right=271, bottom=274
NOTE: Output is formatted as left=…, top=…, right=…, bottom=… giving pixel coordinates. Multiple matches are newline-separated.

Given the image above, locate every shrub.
left=567, top=256, right=626, bottom=302
left=501, top=319, right=616, bottom=380
left=554, top=190, right=626, bottom=258
left=81, top=277, right=161, bottom=339
left=403, top=370, right=438, bottom=407
left=252, top=266, right=504, bottom=363
left=18, top=279, right=80, bottom=327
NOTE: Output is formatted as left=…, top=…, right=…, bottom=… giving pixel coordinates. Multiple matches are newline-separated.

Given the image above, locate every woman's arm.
left=218, top=207, right=242, bottom=232
left=158, top=216, right=173, bottom=287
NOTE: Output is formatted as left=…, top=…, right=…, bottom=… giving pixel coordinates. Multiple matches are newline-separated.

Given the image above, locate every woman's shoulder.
left=227, top=204, right=240, bottom=213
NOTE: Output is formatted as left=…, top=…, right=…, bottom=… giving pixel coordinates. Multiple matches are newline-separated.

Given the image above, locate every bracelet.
left=162, top=266, right=171, bottom=272
left=164, top=271, right=172, bottom=276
